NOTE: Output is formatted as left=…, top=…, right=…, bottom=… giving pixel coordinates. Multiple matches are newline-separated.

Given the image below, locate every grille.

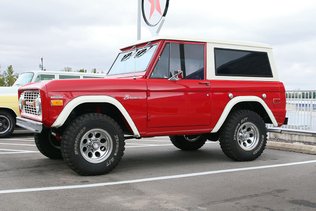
left=23, top=90, right=40, bottom=116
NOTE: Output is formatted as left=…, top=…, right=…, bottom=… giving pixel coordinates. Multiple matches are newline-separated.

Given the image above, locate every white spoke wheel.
left=236, top=122, right=259, bottom=151
left=80, top=129, right=113, bottom=164
left=219, top=110, right=267, bottom=161
left=61, top=113, right=125, bottom=176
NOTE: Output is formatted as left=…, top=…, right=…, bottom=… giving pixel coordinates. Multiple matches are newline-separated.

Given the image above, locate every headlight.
left=18, top=93, right=25, bottom=111
left=35, top=97, right=41, bottom=115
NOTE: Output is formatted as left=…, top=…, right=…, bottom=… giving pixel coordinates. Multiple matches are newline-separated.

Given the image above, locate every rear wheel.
left=170, top=135, right=207, bottom=151
left=219, top=110, right=267, bottom=161
left=34, top=128, right=62, bottom=159
left=0, top=111, right=15, bottom=138
left=61, top=113, right=125, bottom=176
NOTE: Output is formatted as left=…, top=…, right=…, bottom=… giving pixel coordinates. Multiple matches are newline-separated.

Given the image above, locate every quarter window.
left=214, top=48, right=273, bottom=77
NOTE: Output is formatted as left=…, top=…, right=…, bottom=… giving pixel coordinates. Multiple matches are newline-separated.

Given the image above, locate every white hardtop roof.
left=124, top=36, right=272, bottom=50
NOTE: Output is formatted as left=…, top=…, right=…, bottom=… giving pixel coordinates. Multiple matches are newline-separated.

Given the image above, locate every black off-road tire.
left=0, top=110, right=15, bottom=138
left=61, top=113, right=125, bottom=176
left=170, top=135, right=207, bottom=151
left=219, top=110, right=267, bottom=161
left=34, top=128, right=62, bottom=159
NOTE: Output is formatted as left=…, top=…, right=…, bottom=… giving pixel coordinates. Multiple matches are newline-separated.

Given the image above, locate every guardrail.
left=268, top=90, right=316, bottom=134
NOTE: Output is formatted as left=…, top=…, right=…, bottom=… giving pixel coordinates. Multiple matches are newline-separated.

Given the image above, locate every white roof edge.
left=18, top=70, right=106, bottom=76
left=123, top=36, right=272, bottom=50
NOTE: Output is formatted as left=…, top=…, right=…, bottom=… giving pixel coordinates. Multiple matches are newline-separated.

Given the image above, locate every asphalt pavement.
left=0, top=132, right=315, bottom=211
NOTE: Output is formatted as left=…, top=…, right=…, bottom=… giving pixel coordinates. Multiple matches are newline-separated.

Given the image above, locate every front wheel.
left=61, top=113, right=125, bottom=176
left=170, top=135, right=207, bottom=151
left=219, top=110, right=267, bottom=161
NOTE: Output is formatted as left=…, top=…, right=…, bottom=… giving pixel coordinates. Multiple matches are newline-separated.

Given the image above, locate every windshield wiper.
left=121, top=52, right=133, bottom=62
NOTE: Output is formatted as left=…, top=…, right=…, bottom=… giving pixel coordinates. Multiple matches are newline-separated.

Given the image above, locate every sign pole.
left=137, top=0, right=142, bottom=40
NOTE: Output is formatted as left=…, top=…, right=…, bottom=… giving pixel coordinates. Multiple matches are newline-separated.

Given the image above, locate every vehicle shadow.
left=116, top=146, right=231, bottom=173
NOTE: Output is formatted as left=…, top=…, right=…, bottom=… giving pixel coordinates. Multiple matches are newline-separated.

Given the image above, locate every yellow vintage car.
left=0, top=93, right=19, bottom=137
left=0, top=71, right=106, bottom=137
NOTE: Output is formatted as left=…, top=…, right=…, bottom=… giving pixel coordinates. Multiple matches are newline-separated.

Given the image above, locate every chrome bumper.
left=16, top=117, right=43, bottom=133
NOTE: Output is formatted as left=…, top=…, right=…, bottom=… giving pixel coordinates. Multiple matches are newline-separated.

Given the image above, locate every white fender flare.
left=211, top=96, right=278, bottom=133
left=51, top=96, right=140, bottom=137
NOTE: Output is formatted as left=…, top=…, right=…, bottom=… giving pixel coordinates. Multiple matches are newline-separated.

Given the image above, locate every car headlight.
left=18, top=93, right=25, bottom=111
left=35, top=97, right=41, bottom=115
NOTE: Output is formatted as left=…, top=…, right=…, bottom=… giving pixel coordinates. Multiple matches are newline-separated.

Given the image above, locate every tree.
left=92, top=68, right=97, bottom=73
left=5, top=65, right=17, bottom=86
left=1, top=65, right=18, bottom=86
left=78, top=68, right=87, bottom=73
left=0, top=75, right=4, bottom=86
left=64, top=67, right=73, bottom=72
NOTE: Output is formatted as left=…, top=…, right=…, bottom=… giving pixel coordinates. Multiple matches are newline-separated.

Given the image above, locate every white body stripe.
left=51, top=96, right=140, bottom=137
left=211, top=96, right=278, bottom=133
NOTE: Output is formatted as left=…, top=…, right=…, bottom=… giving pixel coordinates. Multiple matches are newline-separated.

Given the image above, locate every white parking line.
left=0, top=148, right=37, bottom=154
left=0, top=143, right=36, bottom=147
left=0, top=160, right=315, bottom=194
left=0, top=138, right=34, bottom=142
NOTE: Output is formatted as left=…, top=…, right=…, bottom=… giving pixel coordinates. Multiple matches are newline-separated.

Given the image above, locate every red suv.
left=17, top=37, right=286, bottom=175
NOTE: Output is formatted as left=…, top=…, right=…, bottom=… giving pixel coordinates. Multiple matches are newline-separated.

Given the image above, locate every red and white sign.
left=142, top=0, right=169, bottom=27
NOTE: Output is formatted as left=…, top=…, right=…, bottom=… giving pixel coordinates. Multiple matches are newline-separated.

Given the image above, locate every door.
left=147, top=42, right=211, bottom=128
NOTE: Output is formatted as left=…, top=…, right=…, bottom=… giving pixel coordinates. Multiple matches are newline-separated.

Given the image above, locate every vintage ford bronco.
left=17, top=37, right=286, bottom=175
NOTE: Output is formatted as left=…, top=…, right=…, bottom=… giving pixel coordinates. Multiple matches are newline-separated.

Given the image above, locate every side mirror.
left=168, top=70, right=183, bottom=81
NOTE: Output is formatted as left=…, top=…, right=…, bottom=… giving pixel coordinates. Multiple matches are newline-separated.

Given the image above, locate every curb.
left=267, top=140, right=316, bottom=155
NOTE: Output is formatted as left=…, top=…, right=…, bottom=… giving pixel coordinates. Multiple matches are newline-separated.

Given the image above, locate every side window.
left=214, top=48, right=273, bottom=77
left=151, top=43, right=205, bottom=79
left=59, top=75, right=80, bottom=79
left=34, top=74, right=55, bottom=82
left=151, top=44, right=170, bottom=78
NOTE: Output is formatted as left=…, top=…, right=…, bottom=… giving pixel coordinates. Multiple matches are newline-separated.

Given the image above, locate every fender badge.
left=124, top=95, right=143, bottom=100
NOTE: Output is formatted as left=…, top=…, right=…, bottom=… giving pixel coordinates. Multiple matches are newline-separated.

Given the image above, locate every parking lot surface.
left=0, top=132, right=315, bottom=210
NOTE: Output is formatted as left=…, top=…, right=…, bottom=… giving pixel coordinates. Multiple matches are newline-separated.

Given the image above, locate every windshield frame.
left=107, top=43, right=158, bottom=76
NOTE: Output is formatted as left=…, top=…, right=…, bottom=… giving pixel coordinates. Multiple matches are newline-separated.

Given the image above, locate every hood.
left=0, top=86, right=19, bottom=95
left=44, top=77, right=146, bottom=93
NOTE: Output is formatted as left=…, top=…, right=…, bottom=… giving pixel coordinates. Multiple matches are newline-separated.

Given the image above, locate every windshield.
left=107, top=44, right=158, bottom=75
left=13, top=72, right=34, bottom=87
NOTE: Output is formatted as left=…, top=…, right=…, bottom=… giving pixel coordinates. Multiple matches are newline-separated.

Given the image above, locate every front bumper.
left=16, top=117, right=43, bottom=133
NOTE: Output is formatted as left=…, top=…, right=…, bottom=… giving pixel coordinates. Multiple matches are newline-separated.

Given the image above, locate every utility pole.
left=137, top=0, right=141, bottom=40
left=39, top=57, right=45, bottom=71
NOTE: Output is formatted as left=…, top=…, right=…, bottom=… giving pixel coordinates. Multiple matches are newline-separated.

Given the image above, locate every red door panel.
left=147, top=79, right=211, bottom=128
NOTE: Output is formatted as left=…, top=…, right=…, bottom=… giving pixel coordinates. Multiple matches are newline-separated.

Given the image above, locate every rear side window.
left=59, top=75, right=80, bottom=79
left=34, top=74, right=55, bottom=82
left=214, top=48, right=273, bottom=77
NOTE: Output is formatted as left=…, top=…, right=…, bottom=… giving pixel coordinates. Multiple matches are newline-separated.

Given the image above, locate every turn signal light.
left=51, top=99, right=63, bottom=106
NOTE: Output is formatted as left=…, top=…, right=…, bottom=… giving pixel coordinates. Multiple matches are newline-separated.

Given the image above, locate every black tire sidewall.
left=0, top=111, right=15, bottom=138
left=232, top=114, right=266, bottom=159
left=62, top=114, right=124, bottom=175
left=34, top=128, right=62, bottom=159
left=170, top=135, right=207, bottom=151
left=220, top=110, right=267, bottom=161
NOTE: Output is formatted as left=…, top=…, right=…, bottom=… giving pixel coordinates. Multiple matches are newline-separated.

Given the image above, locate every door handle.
left=198, top=81, right=210, bottom=86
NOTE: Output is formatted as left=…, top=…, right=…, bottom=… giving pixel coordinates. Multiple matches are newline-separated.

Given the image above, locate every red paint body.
left=18, top=39, right=286, bottom=137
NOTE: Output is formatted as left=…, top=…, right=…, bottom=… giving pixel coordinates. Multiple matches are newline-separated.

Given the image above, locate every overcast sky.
left=0, top=0, right=315, bottom=90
